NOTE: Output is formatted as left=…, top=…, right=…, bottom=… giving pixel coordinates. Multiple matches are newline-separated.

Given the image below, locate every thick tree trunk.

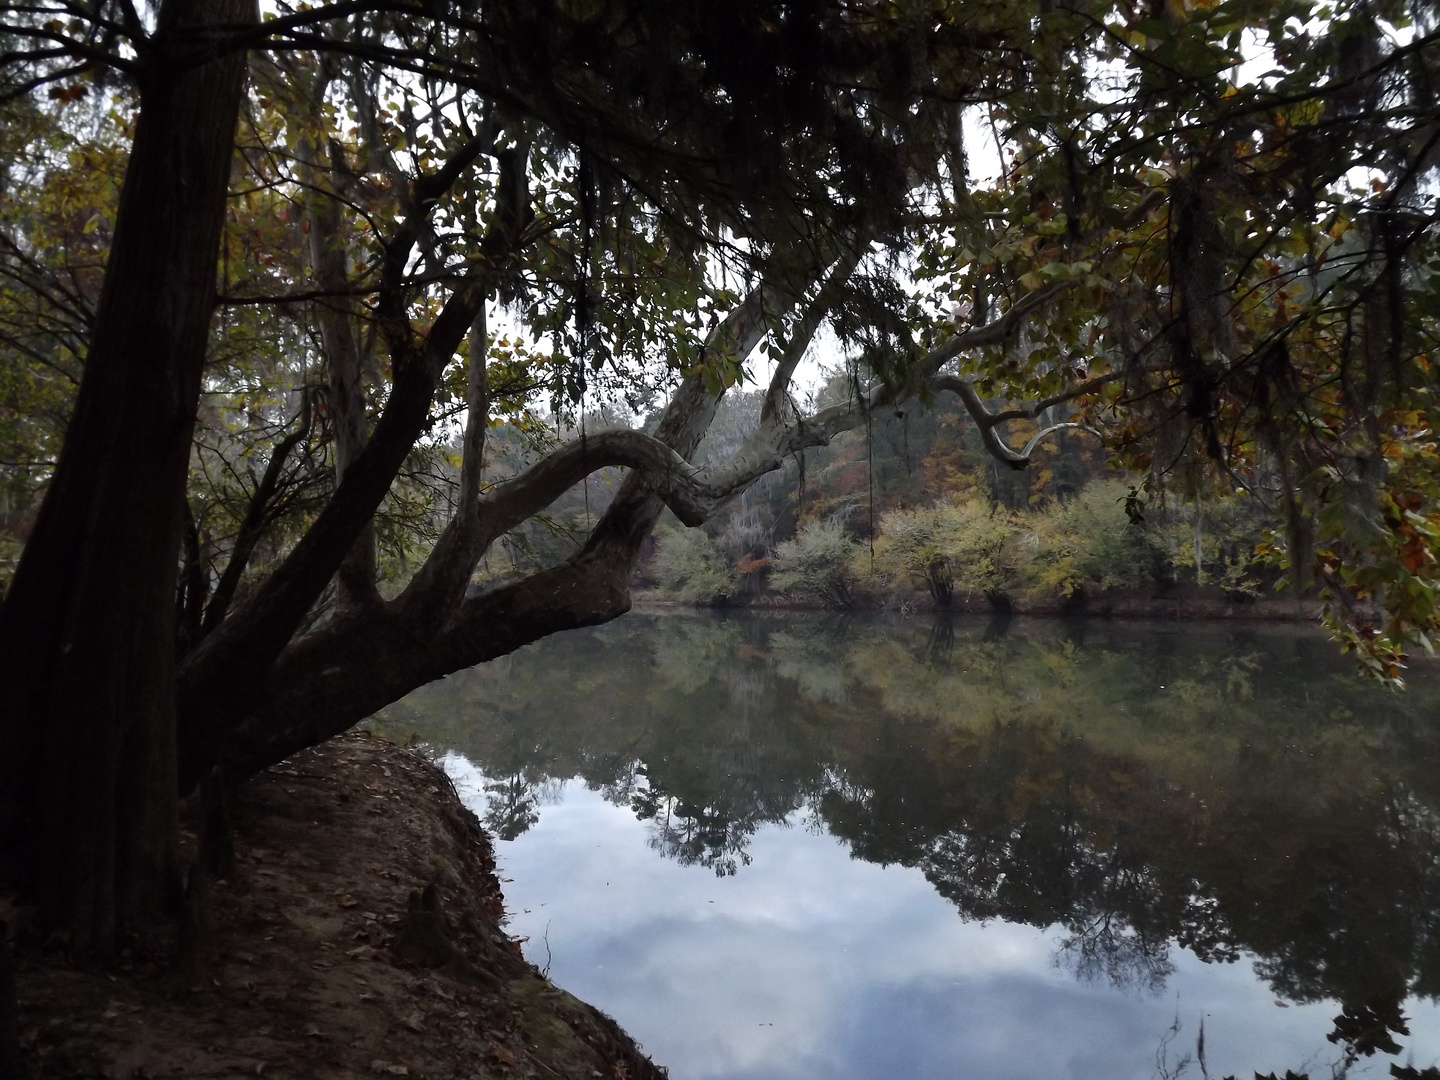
left=0, top=922, right=18, bottom=1080
left=171, top=275, right=781, bottom=788
left=205, top=301, right=774, bottom=783
left=0, top=0, right=255, bottom=953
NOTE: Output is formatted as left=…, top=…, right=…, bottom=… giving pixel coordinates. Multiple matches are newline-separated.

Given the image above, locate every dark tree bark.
left=175, top=133, right=499, bottom=789
left=0, top=0, right=257, bottom=953
left=188, top=280, right=781, bottom=786
left=176, top=501, right=209, bottom=656
left=0, top=920, right=19, bottom=1080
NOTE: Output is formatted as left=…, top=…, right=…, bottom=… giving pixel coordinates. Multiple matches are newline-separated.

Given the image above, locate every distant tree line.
left=634, top=388, right=1277, bottom=609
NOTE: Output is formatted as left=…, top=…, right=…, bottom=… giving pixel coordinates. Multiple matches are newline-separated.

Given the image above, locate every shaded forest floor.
left=9, top=733, right=665, bottom=1079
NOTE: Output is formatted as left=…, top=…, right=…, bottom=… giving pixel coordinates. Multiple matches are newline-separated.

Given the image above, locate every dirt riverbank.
left=6, top=733, right=666, bottom=1079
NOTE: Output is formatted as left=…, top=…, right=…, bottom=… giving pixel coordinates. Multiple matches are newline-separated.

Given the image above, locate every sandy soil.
left=6, top=733, right=666, bottom=1080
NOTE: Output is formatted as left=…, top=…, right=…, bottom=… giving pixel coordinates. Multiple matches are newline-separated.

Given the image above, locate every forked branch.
left=934, top=372, right=1112, bottom=470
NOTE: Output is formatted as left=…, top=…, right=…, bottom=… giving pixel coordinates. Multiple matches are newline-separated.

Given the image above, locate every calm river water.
left=372, top=611, right=1440, bottom=1080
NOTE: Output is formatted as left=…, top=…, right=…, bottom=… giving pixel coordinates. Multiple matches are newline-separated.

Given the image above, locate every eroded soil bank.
left=7, top=733, right=666, bottom=1079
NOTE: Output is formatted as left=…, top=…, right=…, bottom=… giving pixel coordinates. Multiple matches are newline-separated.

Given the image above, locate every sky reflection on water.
left=451, top=768, right=1440, bottom=1080
left=374, top=613, right=1440, bottom=1080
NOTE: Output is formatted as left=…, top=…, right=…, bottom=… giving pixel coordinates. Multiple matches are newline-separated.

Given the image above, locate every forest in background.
left=0, top=335, right=1277, bottom=619
left=434, top=381, right=1279, bottom=612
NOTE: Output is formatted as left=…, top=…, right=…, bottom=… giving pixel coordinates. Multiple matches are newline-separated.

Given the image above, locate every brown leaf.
left=490, top=1044, right=516, bottom=1066
left=400, top=1011, right=425, bottom=1033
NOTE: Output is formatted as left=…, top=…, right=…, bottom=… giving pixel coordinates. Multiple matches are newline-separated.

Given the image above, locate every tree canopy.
left=0, top=0, right=1437, bottom=947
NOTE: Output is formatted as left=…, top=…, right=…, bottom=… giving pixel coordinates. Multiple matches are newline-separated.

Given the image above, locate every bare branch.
left=1018, top=422, right=1106, bottom=460
left=742, top=281, right=1076, bottom=463
left=199, top=390, right=317, bottom=637
left=987, top=370, right=1123, bottom=424
left=934, top=374, right=1106, bottom=470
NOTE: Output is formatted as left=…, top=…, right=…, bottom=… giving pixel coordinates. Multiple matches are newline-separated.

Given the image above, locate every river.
left=371, top=611, right=1440, bottom=1080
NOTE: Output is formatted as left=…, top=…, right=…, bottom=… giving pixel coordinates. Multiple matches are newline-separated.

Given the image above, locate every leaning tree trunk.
left=0, top=0, right=255, bottom=955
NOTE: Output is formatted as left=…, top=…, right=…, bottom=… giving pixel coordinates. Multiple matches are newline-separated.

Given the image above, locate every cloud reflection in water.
left=368, top=614, right=1440, bottom=1080
left=446, top=757, right=1438, bottom=1080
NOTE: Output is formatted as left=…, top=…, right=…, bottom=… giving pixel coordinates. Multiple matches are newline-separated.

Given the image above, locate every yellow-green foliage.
left=770, top=518, right=867, bottom=609
left=650, top=479, right=1272, bottom=609
left=652, top=525, right=740, bottom=605
left=873, top=498, right=1015, bottom=605
left=1015, top=480, right=1168, bottom=595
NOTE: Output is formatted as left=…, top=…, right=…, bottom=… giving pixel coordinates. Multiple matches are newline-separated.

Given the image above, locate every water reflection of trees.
left=374, top=612, right=1440, bottom=1055
left=1056, top=911, right=1175, bottom=994
left=482, top=772, right=541, bottom=840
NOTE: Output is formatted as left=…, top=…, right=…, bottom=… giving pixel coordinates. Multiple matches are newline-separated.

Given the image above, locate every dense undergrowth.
left=647, top=476, right=1278, bottom=610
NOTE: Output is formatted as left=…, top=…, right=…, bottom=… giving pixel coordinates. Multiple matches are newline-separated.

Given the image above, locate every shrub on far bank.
left=1016, top=479, right=1172, bottom=596
left=770, top=517, right=867, bottom=609
left=873, top=498, right=1015, bottom=607
left=651, top=525, right=740, bottom=605
left=1157, top=491, right=1270, bottom=597
left=645, top=478, right=1271, bottom=611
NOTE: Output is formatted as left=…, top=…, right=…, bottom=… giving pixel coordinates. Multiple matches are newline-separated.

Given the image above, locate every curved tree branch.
left=393, top=268, right=781, bottom=624
left=199, top=266, right=1096, bottom=791
left=761, top=243, right=865, bottom=426
left=177, top=129, right=512, bottom=767
left=934, top=371, right=1112, bottom=470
